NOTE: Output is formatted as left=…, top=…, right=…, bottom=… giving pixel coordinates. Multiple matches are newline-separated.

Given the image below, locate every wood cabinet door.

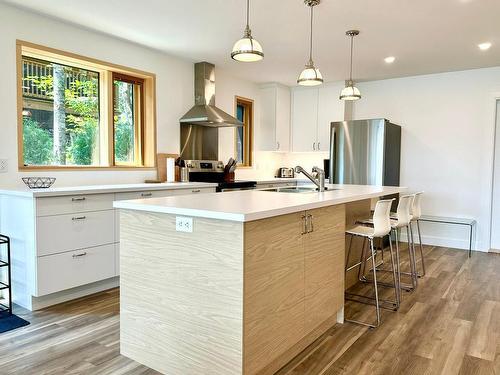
left=304, top=204, right=345, bottom=332
left=244, top=211, right=305, bottom=375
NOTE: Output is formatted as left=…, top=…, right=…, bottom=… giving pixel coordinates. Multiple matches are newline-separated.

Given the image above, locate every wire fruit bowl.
left=22, top=177, right=56, bottom=189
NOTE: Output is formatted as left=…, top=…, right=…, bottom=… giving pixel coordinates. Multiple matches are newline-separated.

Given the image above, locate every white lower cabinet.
left=25, top=186, right=215, bottom=307
left=36, top=244, right=116, bottom=296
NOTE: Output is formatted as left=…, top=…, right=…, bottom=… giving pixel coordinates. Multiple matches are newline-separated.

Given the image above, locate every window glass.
left=236, top=104, right=245, bottom=163
left=113, top=79, right=136, bottom=164
left=22, top=56, right=100, bottom=166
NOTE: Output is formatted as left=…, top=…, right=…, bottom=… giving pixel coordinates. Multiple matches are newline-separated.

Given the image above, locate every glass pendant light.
left=297, top=0, right=323, bottom=86
left=340, top=30, right=361, bottom=100
left=231, top=0, right=264, bottom=62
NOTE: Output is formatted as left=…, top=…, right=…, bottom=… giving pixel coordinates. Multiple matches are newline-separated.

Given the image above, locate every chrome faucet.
left=294, top=166, right=326, bottom=192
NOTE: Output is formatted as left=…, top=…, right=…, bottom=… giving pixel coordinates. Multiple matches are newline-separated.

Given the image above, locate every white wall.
left=352, top=68, right=500, bottom=251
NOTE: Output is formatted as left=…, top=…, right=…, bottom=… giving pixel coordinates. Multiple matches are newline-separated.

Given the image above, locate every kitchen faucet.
left=294, top=166, right=326, bottom=192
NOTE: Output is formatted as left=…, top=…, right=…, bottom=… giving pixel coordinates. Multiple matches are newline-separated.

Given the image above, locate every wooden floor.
left=1, top=246, right=499, bottom=375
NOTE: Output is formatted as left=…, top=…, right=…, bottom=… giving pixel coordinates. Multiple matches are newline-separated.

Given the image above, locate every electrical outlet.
left=176, top=216, right=193, bottom=233
left=0, top=159, right=7, bottom=173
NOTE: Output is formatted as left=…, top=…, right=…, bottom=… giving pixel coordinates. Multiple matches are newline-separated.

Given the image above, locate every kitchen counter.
left=113, top=183, right=405, bottom=222
left=116, top=183, right=405, bottom=375
left=0, top=181, right=218, bottom=197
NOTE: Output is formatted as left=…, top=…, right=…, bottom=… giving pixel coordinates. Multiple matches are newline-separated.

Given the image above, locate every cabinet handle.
left=191, top=189, right=201, bottom=193
left=313, top=142, right=316, bottom=151
left=277, top=141, right=280, bottom=150
left=72, top=197, right=86, bottom=202
left=72, top=216, right=86, bottom=221
left=72, top=252, right=87, bottom=258
left=317, top=142, right=321, bottom=150
left=308, top=214, right=314, bottom=233
left=141, top=192, right=153, bottom=197
left=301, top=215, right=308, bottom=235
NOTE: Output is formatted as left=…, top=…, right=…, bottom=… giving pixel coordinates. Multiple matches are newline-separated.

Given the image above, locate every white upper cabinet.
left=259, top=83, right=291, bottom=152
left=317, top=83, right=345, bottom=152
left=291, top=88, right=319, bottom=152
left=292, top=83, right=345, bottom=152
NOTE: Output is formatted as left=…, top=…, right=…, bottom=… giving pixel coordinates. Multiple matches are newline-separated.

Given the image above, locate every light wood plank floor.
left=1, top=246, right=498, bottom=375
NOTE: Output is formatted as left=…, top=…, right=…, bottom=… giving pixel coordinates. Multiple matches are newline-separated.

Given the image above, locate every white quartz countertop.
left=0, top=182, right=218, bottom=198
left=113, top=184, right=406, bottom=222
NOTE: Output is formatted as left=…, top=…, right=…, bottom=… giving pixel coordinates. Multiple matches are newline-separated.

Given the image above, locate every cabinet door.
left=317, top=84, right=345, bottom=152
left=304, top=204, right=345, bottom=332
left=244, top=211, right=305, bottom=375
left=291, top=88, right=318, bottom=152
left=275, top=85, right=290, bottom=152
left=259, top=86, right=277, bottom=151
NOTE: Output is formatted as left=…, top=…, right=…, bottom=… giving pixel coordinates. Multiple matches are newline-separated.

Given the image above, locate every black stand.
left=0, top=235, right=12, bottom=317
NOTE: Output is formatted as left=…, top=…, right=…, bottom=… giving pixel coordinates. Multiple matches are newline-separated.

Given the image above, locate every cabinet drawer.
left=36, top=194, right=114, bottom=217
left=115, top=190, right=176, bottom=201
left=36, top=210, right=115, bottom=256
left=36, top=244, right=116, bottom=296
left=115, top=188, right=215, bottom=201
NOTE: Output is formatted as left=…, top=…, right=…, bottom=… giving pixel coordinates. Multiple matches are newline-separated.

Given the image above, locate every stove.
left=184, top=160, right=257, bottom=192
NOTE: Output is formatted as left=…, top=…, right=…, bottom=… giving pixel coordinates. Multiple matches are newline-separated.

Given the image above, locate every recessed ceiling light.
left=478, top=42, right=492, bottom=51
left=384, top=56, right=396, bottom=64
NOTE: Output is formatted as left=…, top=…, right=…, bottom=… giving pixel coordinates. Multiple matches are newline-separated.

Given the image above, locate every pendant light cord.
left=246, top=0, right=250, bottom=28
left=309, top=5, right=314, bottom=62
left=349, top=35, right=354, bottom=82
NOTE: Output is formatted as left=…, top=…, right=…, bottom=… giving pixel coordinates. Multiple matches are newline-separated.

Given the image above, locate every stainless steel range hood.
left=179, top=62, right=243, bottom=127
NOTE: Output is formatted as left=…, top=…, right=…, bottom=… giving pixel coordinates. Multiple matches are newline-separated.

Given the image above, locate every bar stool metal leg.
left=407, top=225, right=418, bottom=288
left=369, top=239, right=381, bottom=327
left=345, top=238, right=381, bottom=328
left=387, top=234, right=400, bottom=308
left=416, top=220, right=426, bottom=276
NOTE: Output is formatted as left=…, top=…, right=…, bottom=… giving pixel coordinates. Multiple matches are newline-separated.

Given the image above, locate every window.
left=22, top=56, right=100, bottom=166
left=113, top=74, right=144, bottom=166
left=17, top=40, right=156, bottom=169
left=235, top=96, right=253, bottom=166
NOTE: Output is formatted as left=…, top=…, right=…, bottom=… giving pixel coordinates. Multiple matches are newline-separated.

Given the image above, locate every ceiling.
left=4, top=0, right=500, bottom=86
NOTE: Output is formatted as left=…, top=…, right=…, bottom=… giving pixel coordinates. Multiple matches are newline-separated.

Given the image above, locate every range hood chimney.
left=179, top=62, right=243, bottom=127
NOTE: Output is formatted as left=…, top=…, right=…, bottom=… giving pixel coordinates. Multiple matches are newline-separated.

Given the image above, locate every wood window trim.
left=16, top=40, right=157, bottom=171
left=234, top=96, right=254, bottom=168
left=112, top=72, right=145, bottom=167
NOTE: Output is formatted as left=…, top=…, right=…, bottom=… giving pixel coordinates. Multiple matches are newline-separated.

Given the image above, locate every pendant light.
left=340, top=30, right=361, bottom=100
left=297, top=0, right=323, bottom=86
left=231, top=0, right=264, bottom=62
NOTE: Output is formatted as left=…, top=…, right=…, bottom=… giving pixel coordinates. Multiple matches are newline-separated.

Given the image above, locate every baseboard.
left=397, top=233, right=484, bottom=252
left=30, top=277, right=120, bottom=311
left=489, top=248, right=500, bottom=254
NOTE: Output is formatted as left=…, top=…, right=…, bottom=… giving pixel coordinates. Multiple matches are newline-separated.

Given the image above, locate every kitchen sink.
left=261, top=186, right=334, bottom=193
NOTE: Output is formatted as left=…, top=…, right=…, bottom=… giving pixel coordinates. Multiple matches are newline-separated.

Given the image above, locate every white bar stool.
left=356, top=194, right=417, bottom=303
left=388, top=194, right=418, bottom=294
left=344, top=199, right=396, bottom=328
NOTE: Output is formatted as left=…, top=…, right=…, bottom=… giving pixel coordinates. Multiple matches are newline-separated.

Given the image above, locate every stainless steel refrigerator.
left=328, top=119, right=401, bottom=186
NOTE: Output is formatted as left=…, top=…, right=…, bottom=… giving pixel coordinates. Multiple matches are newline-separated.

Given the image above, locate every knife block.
left=224, top=172, right=235, bottom=182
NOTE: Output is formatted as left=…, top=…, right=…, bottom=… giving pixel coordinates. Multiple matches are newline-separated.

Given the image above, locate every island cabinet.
left=119, top=204, right=345, bottom=375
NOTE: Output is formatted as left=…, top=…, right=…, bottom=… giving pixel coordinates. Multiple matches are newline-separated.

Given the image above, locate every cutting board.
left=156, top=153, right=179, bottom=182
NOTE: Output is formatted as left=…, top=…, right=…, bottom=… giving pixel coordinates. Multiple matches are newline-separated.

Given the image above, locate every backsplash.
left=235, top=151, right=329, bottom=180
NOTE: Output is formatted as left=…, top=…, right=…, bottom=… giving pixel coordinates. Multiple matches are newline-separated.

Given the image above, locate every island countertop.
left=113, top=184, right=406, bottom=222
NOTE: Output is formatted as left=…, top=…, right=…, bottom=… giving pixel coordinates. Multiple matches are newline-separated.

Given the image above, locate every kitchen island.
left=114, top=184, right=405, bottom=375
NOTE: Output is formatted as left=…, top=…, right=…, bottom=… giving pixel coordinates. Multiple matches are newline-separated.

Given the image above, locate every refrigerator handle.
left=329, top=126, right=335, bottom=184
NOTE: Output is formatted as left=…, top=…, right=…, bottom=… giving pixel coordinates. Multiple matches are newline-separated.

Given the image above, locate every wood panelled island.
left=114, top=184, right=404, bottom=375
